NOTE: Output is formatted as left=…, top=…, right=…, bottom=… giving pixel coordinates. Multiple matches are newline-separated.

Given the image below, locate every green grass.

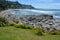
left=0, top=27, right=60, bottom=40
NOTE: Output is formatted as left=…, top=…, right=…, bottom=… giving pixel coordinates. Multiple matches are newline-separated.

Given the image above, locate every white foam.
left=27, top=9, right=54, bottom=14
left=53, top=16, right=60, bottom=18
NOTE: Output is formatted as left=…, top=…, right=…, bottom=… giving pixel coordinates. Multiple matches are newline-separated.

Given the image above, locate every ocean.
left=10, top=9, right=60, bottom=19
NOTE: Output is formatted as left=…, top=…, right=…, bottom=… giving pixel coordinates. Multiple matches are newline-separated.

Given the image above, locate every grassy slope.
left=0, top=27, right=60, bottom=40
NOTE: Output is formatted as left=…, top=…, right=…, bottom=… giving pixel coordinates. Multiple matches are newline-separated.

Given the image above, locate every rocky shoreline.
left=0, top=9, right=60, bottom=32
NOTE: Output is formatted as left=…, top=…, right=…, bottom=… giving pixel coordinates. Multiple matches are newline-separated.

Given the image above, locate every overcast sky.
left=8, top=0, right=60, bottom=9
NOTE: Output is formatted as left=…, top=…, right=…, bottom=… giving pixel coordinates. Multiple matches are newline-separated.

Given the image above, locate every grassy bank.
left=0, top=27, right=60, bottom=40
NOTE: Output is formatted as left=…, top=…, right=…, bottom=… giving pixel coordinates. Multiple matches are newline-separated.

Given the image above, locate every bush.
left=9, top=24, right=15, bottom=26
left=13, top=24, right=33, bottom=29
left=25, top=24, right=33, bottom=29
left=35, top=27, right=44, bottom=36
left=49, top=31, right=60, bottom=35
left=0, top=17, right=8, bottom=27
left=15, top=24, right=26, bottom=29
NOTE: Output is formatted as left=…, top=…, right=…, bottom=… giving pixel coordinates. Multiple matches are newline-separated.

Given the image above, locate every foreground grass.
left=0, top=27, right=60, bottom=40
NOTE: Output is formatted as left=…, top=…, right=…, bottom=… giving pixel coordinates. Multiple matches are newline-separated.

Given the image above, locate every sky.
left=8, top=0, right=60, bottom=9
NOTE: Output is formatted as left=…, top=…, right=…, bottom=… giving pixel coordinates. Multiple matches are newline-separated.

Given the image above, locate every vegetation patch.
left=0, top=27, right=60, bottom=40
left=49, top=31, right=60, bottom=35
left=0, top=17, right=8, bottom=27
left=9, top=23, right=33, bottom=29
left=33, top=27, right=44, bottom=36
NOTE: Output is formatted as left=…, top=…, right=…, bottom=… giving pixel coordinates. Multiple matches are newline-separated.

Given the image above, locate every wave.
left=53, top=16, right=60, bottom=18
left=28, top=9, right=54, bottom=14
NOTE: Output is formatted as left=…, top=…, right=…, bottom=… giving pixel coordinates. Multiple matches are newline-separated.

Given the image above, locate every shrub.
left=24, top=25, right=33, bottom=29
left=14, top=24, right=33, bottom=29
left=0, top=17, right=8, bottom=27
left=49, top=31, right=60, bottom=35
left=35, top=27, right=44, bottom=36
left=9, top=24, right=15, bottom=26
left=15, top=24, right=26, bottom=28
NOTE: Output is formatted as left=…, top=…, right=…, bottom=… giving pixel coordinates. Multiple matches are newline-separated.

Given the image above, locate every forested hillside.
left=0, top=0, right=34, bottom=11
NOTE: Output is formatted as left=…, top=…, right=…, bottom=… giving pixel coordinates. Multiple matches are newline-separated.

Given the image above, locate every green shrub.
left=0, top=17, right=8, bottom=27
left=35, top=27, right=44, bottom=36
left=15, top=24, right=26, bottom=28
left=49, top=31, right=60, bottom=35
left=9, top=24, right=15, bottom=26
left=14, top=24, right=33, bottom=29
left=50, top=32, right=57, bottom=35
left=24, top=24, right=33, bottom=29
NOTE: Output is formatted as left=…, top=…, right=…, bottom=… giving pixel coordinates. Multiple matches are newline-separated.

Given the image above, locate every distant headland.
left=0, top=0, right=35, bottom=11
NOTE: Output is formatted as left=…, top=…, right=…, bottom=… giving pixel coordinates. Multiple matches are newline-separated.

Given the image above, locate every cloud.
left=39, top=0, right=53, bottom=3
left=47, top=3, right=60, bottom=9
left=34, top=0, right=60, bottom=9
left=35, top=2, right=60, bottom=9
left=51, top=3, right=60, bottom=5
